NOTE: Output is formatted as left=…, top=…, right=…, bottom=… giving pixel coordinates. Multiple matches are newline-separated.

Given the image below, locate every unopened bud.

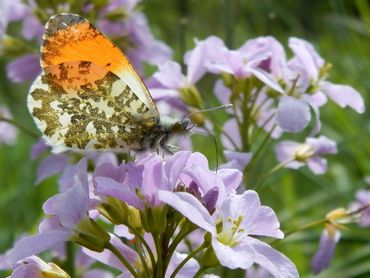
left=72, top=218, right=110, bottom=252
left=179, top=86, right=203, bottom=109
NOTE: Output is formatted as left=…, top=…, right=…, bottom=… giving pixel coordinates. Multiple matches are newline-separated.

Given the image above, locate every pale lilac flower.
left=6, top=161, right=108, bottom=264
left=275, top=96, right=311, bottom=133
left=10, top=256, right=69, bottom=278
left=246, top=266, right=273, bottom=277
left=287, top=37, right=365, bottom=113
left=184, top=36, right=227, bottom=78
left=21, top=14, right=44, bottom=42
left=0, top=106, right=18, bottom=145
left=159, top=190, right=298, bottom=277
left=31, top=139, right=49, bottom=160
left=220, top=118, right=241, bottom=150
left=351, top=189, right=370, bottom=226
left=221, top=150, right=252, bottom=171
left=83, top=234, right=139, bottom=274
left=165, top=252, right=200, bottom=278
left=98, top=2, right=171, bottom=71
left=267, top=37, right=364, bottom=133
left=275, top=135, right=337, bottom=174
left=311, top=225, right=340, bottom=275
left=238, top=36, right=287, bottom=78
left=94, top=151, right=242, bottom=209
left=36, top=154, right=69, bottom=184
left=0, top=0, right=28, bottom=39
left=6, top=54, right=41, bottom=83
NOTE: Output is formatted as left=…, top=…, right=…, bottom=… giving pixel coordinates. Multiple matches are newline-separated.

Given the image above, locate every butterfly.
left=27, top=13, right=190, bottom=154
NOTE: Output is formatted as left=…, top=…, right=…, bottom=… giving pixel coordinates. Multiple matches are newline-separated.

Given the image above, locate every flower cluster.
left=4, top=152, right=298, bottom=277
left=1, top=1, right=368, bottom=277
left=148, top=35, right=364, bottom=182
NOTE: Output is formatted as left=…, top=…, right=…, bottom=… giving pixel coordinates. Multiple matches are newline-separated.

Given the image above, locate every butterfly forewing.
left=28, top=13, right=161, bottom=153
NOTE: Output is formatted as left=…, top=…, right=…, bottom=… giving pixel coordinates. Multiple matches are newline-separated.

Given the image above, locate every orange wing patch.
left=41, top=14, right=127, bottom=74
left=40, top=13, right=158, bottom=116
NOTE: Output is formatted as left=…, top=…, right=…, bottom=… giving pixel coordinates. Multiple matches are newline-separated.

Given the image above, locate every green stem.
left=135, top=238, right=151, bottom=278
left=170, top=242, right=208, bottom=278
left=65, top=242, right=75, bottom=277
left=271, top=218, right=327, bottom=246
left=272, top=203, right=370, bottom=245
left=194, top=266, right=209, bottom=278
left=253, top=158, right=295, bottom=191
left=0, top=118, right=38, bottom=139
left=165, top=222, right=196, bottom=271
left=126, top=224, right=156, bottom=270
left=153, top=233, right=163, bottom=278
left=106, top=242, right=139, bottom=278
left=245, top=124, right=276, bottom=177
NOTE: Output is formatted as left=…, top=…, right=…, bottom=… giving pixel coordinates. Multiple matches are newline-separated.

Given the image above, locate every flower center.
left=217, top=215, right=245, bottom=247
left=294, top=143, right=315, bottom=161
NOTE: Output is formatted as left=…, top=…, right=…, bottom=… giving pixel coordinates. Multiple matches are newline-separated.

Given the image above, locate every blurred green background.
left=1, top=0, right=370, bottom=277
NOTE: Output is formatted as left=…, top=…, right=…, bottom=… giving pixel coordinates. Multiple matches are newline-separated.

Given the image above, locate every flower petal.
left=6, top=231, right=71, bottom=264
left=311, top=229, right=340, bottom=274
left=246, top=237, right=299, bottom=278
left=249, top=68, right=284, bottom=93
left=276, top=96, right=311, bottom=133
left=157, top=191, right=215, bottom=234
left=83, top=234, right=138, bottom=272
left=36, top=154, right=69, bottom=184
left=321, top=82, right=365, bottom=113
left=95, top=177, right=143, bottom=209
left=6, top=54, right=41, bottom=83
left=43, top=182, right=89, bottom=229
left=154, top=61, right=187, bottom=88
left=307, top=157, right=327, bottom=175
left=211, top=236, right=254, bottom=269
left=166, top=252, right=200, bottom=278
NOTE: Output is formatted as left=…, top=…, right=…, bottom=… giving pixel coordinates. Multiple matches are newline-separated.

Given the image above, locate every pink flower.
left=275, top=136, right=337, bottom=174
left=0, top=106, right=18, bottom=145
left=159, top=190, right=298, bottom=277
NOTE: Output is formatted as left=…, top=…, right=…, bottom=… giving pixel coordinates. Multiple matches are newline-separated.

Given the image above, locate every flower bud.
left=0, top=36, right=31, bottom=57
left=199, top=246, right=219, bottom=267
left=140, top=206, right=167, bottom=233
left=99, top=197, right=130, bottom=225
left=72, top=218, right=110, bottom=252
left=179, top=86, right=203, bottom=108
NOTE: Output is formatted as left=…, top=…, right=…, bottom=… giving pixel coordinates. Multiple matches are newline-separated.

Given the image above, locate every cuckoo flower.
left=0, top=106, right=18, bottom=145
left=94, top=151, right=242, bottom=210
left=276, top=38, right=364, bottom=133
left=275, top=135, right=337, bottom=174
left=9, top=256, right=70, bottom=278
left=6, top=160, right=109, bottom=264
left=287, top=37, right=365, bottom=113
left=98, top=1, right=171, bottom=71
left=0, top=0, right=28, bottom=39
left=311, top=225, right=340, bottom=275
left=158, top=190, right=298, bottom=277
left=6, top=54, right=41, bottom=83
left=351, top=189, right=370, bottom=227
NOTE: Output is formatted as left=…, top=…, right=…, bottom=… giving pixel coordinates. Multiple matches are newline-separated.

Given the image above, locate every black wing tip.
left=45, top=13, right=87, bottom=36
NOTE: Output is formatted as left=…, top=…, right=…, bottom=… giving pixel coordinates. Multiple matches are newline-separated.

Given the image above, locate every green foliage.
left=0, top=0, right=369, bottom=276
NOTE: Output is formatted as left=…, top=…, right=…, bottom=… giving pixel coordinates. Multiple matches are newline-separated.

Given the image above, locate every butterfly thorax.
left=141, top=116, right=190, bottom=152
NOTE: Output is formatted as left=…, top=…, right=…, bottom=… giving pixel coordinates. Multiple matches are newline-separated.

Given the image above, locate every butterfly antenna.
left=183, top=104, right=233, bottom=120
left=191, top=129, right=220, bottom=172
